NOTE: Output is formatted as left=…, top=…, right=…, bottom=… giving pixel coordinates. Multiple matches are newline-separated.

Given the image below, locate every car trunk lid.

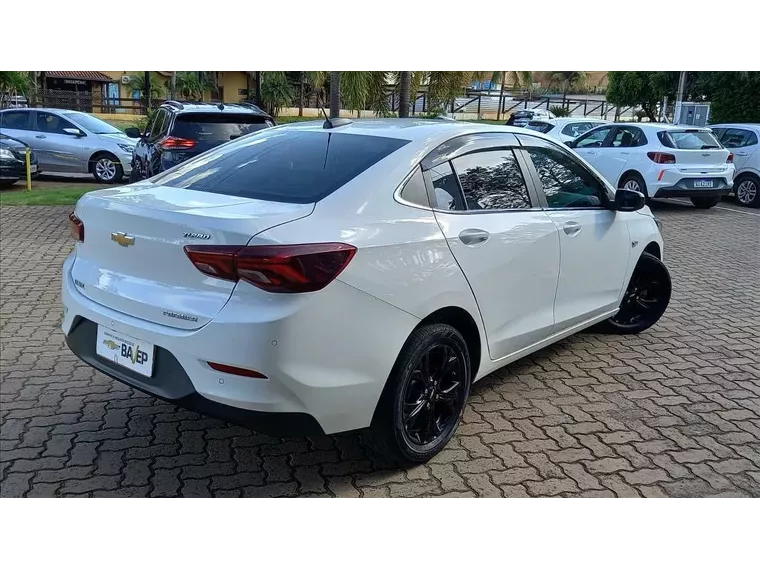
left=70, top=184, right=314, bottom=330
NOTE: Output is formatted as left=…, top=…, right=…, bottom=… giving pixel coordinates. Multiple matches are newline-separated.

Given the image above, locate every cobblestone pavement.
left=1, top=200, right=759, bottom=498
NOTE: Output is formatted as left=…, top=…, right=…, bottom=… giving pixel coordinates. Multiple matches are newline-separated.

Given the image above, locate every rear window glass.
left=514, top=111, right=534, bottom=119
left=152, top=129, right=410, bottom=203
left=658, top=130, right=722, bottom=150
left=525, top=121, right=554, bottom=134
left=171, top=113, right=274, bottom=141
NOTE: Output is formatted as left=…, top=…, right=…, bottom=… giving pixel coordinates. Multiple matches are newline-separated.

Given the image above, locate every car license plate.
left=30, top=165, right=37, bottom=173
left=694, top=179, right=714, bottom=188
left=96, top=326, right=155, bottom=377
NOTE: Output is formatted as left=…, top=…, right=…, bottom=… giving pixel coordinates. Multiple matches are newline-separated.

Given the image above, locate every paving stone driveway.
left=1, top=201, right=759, bottom=498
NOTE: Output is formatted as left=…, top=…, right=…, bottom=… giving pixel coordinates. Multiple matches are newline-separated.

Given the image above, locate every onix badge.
left=111, top=232, right=135, bottom=247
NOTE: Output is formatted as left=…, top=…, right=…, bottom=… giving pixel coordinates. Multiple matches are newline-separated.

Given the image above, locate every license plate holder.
left=96, top=326, right=155, bottom=378
left=693, top=179, right=715, bottom=188
left=30, top=164, right=38, bottom=173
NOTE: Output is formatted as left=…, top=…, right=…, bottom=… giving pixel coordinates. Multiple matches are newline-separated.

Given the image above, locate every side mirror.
left=614, top=188, right=646, bottom=212
left=565, top=140, right=576, bottom=148
left=63, top=128, right=85, bottom=137
left=124, top=127, right=142, bottom=139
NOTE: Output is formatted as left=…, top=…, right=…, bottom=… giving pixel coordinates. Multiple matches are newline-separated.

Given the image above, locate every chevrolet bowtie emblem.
left=111, top=232, right=135, bottom=247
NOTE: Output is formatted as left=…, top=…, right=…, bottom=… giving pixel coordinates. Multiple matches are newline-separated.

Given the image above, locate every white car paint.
left=708, top=123, right=760, bottom=207
left=570, top=123, right=735, bottom=203
left=525, top=118, right=610, bottom=143
left=61, top=119, right=663, bottom=436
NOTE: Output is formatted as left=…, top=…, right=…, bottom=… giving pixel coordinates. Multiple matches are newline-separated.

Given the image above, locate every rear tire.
left=734, top=173, right=760, bottom=208
left=690, top=196, right=721, bottom=209
left=595, top=252, right=671, bottom=335
left=370, top=323, right=471, bottom=464
left=619, top=172, right=649, bottom=201
left=129, top=164, right=141, bottom=183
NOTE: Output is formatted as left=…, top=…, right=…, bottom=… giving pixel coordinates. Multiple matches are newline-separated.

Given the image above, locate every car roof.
left=160, top=100, right=272, bottom=118
left=271, top=118, right=555, bottom=148
left=534, top=117, right=609, bottom=125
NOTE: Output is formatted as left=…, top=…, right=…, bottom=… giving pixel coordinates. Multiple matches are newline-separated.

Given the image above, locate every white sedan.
left=62, top=119, right=669, bottom=463
left=567, top=123, right=735, bottom=209
left=708, top=123, right=760, bottom=208
left=525, top=118, right=609, bottom=143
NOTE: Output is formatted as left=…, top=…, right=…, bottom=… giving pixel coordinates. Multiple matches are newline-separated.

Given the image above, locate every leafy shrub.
left=550, top=105, right=571, bottom=117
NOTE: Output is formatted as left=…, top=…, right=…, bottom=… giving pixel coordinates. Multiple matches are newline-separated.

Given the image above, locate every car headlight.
left=0, top=147, right=15, bottom=160
left=117, top=143, right=135, bottom=154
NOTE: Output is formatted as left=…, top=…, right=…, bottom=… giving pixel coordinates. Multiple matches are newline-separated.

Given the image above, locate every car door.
left=593, top=125, right=646, bottom=186
left=570, top=125, right=614, bottom=167
left=720, top=127, right=759, bottom=172
left=425, top=134, right=560, bottom=360
left=0, top=110, right=34, bottom=144
left=517, top=134, right=631, bottom=332
left=31, top=111, right=86, bottom=173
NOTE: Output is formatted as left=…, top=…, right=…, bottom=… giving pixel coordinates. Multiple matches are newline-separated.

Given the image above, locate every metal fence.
left=20, top=87, right=642, bottom=122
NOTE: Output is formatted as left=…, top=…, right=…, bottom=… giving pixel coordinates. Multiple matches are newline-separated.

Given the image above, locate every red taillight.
left=184, top=243, right=357, bottom=293
left=727, top=153, right=734, bottom=163
left=208, top=362, right=267, bottom=378
left=160, top=136, right=197, bottom=150
left=647, top=151, right=677, bottom=164
left=69, top=213, right=84, bottom=242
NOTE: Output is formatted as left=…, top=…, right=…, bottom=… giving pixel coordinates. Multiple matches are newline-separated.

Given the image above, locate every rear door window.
left=452, top=150, right=531, bottom=210
left=171, top=113, right=273, bottom=142
left=153, top=130, right=409, bottom=203
left=720, top=128, right=758, bottom=148
left=0, top=110, right=32, bottom=130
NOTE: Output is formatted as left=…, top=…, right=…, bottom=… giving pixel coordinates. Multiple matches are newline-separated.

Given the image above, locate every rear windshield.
left=658, top=130, right=722, bottom=150
left=152, top=129, right=410, bottom=203
left=525, top=121, right=554, bottom=133
left=171, top=113, right=274, bottom=141
left=514, top=111, right=534, bottom=119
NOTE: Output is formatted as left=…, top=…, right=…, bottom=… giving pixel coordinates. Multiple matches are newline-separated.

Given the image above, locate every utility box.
left=675, top=102, right=711, bottom=126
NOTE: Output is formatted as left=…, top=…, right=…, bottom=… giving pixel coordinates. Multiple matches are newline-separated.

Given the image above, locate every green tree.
left=0, top=71, right=33, bottom=107
left=260, top=71, right=295, bottom=117
left=548, top=71, right=587, bottom=96
left=607, top=72, right=668, bottom=122
left=129, top=72, right=166, bottom=100
left=696, top=72, right=760, bottom=123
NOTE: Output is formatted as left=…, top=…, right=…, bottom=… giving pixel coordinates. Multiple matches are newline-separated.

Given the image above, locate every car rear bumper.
left=61, top=254, right=418, bottom=435
left=654, top=187, right=731, bottom=198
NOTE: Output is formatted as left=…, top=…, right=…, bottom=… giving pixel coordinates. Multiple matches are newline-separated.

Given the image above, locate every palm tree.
left=399, top=71, right=411, bottom=118
left=548, top=71, right=587, bottom=97
left=0, top=71, right=33, bottom=107
left=329, top=72, right=341, bottom=119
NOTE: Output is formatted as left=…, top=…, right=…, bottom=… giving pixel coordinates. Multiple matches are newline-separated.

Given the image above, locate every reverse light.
left=647, top=152, right=676, bottom=164
left=184, top=243, right=357, bottom=293
left=727, top=153, right=734, bottom=163
left=160, top=136, right=197, bottom=150
left=69, top=213, right=84, bottom=242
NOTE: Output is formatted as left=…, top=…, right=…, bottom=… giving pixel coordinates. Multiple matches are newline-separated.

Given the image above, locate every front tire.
left=691, top=196, right=721, bottom=209
left=371, top=323, right=471, bottom=464
left=596, top=252, right=671, bottom=335
left=734, top=173, right=760, bottom=208
left=0, top=179, right=19, bottom=188
left=92, top=154, right=124, bottom=184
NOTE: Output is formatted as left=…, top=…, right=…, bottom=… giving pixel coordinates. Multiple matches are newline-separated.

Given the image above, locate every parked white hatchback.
left=525, top=118, right=609, bottom=143
left=62, top=119, right=670, bottom=463
left=708, top=123, right=760, bottom=207
left=567, top=123, right=735, bottom=208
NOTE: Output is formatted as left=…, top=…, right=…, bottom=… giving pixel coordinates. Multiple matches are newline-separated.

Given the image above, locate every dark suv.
left=126, top=101, right=274, bottom=181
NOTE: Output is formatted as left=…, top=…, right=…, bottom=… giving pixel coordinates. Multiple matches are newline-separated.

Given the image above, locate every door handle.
left=586, top=151, right=597, bottom=155
left=735, top=152, right=748, bottom=156
left=459, top=228, right=490, bottom=246
left=563, top=221, right=582, bottom=236
left=35, top=135, right=46, bottom=139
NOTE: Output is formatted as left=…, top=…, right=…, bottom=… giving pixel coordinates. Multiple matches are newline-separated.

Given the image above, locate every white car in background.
left=62, top=119, right=669, bottom=463
left=507, top=108, right=556, bottom=127
left=708, top=123, right=760, bottom=207
left=525, top=118, right=609, bottom=143
left=567, top=123, right=735, bottom=209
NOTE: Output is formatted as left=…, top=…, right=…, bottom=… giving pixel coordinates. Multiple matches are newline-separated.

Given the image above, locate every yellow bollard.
left=25, top=147, right=32, bottom=192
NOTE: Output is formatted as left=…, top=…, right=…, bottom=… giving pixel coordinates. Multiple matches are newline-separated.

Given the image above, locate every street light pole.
left=674, top=71, right=687, bottom=125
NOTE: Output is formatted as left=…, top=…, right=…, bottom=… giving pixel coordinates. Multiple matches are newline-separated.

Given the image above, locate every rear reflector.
left=647, top=151, right=677, bottom=164
left=69, top=213, right=84, bottom=242
left=658, top=170, right=665, bottom=181
left=184, top=243, right=357, bottom=293
left=727, top=153, right=734, bottom=163
left=160, top=136, right=197, bottom=150
left=208, top=362, right=267, bottom=379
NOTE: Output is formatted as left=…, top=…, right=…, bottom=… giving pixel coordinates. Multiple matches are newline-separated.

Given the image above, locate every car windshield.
left=152, top=129, right=410, bottom=204
left=171, top=114, right=273, bottom=141
left=63, top=112, right=122, bottom=135
left=659, top=130, right=722, bottom=150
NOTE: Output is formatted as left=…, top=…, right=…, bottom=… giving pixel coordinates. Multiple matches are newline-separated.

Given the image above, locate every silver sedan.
left=0, top=108, right=135, bottom=183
